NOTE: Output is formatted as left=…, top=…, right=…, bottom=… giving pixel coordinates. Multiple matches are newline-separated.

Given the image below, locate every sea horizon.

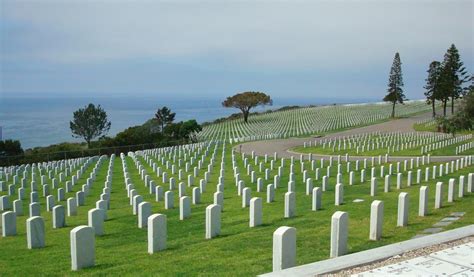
left=1, top=95, right=392, bottom=149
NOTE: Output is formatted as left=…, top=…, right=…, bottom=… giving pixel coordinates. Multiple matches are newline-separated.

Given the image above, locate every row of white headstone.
left=272, top=174, right=474, bottom=272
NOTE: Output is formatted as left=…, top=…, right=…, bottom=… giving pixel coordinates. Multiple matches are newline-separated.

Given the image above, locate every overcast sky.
left=1, top=0, right=472, bottom=102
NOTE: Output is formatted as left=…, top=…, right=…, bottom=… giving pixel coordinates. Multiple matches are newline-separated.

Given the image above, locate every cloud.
left=2, top=0, right=472, bottom=70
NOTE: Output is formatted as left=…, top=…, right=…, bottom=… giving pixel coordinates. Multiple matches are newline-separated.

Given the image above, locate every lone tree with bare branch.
left=222, top=91, right=272, bottom=123
left=70, top=103, right=111, bottom=148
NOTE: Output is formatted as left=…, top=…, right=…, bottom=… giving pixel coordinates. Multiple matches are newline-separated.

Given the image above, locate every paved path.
left=355, top=241, right=474, bottom=276
left=235, top=112, right=468, bottom=162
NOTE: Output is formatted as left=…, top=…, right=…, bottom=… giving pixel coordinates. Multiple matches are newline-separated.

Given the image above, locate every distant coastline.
left=0, top=95, right=388, bottom=149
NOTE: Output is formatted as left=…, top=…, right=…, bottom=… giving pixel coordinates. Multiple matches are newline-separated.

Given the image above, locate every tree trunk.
left=391, top=101, right=396, bottom=118
left=451, top=96, right=454, bottom=115
left=87, top=140, right=91, bottom=149
left=243, top=111, right=249, bottom=123
left=443, top=100, right=447, bottom=117
left=431, top=100, right=436, bottom=118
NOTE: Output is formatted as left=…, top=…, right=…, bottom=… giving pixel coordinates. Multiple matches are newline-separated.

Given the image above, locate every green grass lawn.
left=1, top=143, right=473, bottom=275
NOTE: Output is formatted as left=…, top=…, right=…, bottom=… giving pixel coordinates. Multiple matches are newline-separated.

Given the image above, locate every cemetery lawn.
left=292, top=138, right=474, bottom=157
left=1, top=142, right=474, bottom=276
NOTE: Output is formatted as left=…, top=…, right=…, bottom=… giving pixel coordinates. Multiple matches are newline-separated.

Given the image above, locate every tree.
left=424, top=61, right=442, bottom=117
left=222, top=91, right=272, bottom=123
left=0, top=139, right=23, bottom=157
left=441, top=44, right=469, bottom=114
left=437, top=89, right=474, bottom=135
left=383, top=52, right=406, bottom=118
left=179, top=120, right=202, bottom=143
left=70, top=103, right=111, bottom=148
left=155, top=106, right=176, bottom=133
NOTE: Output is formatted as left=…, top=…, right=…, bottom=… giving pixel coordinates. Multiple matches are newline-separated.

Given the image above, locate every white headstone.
left=272, top=226, right=296, bottom=271
left=148, top=214, right=167, bottom=253
left=179, top=196, right=191, bottom=220
left=70, top=226, right=95, bottom=270
left=205, top=204, right=221, bottom=239
left=369, top=200, right=383, bottom=241
left=52, top=205, right=66, bottom=229
left=27, top=216, right=45, bottom=249
left=330, top=211, right=348, bottom=258
left=397, top=192, right=409, bottom=227
left=138, top=202, right=152, bottom=228
left=249, top=197, right=262, bottom=227
left=419, top=186, right=428, bottom=217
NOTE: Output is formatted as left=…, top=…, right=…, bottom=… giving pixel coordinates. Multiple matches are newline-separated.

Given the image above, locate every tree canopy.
left=383, top=52, right=406, bottom=118
left=0, top=139, right=23, bottom=157
left=440, top=44, right=469, bottom=115
left=70, top=103, right=111, bottom=148
left=424, top=61, right=442, bottom=117
left=155, top=106, right=176, bottom=133
left=222, top=91, right=272, bottom=123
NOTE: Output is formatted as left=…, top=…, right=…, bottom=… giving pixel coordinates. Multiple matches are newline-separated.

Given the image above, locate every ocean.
left=0, top=96, right=376, bottom=149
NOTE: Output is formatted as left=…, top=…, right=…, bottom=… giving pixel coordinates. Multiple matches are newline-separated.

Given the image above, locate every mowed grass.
left=0, top=144, right=473, bottom=276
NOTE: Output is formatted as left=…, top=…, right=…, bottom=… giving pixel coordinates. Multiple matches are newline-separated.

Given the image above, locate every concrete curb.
left=260, top=225, right=474, bottom=277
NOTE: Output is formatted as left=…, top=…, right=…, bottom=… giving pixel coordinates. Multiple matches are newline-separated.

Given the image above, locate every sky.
left=0, top=0, right=473, bottom=102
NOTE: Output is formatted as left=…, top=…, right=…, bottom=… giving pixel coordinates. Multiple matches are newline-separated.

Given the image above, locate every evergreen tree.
left=383, top=52, right=406, bottom=118
left=441, top=44, right=469, bottom=115
left=155, top=106, right=176, bottom=134
left=424, top=61, right=442, bottom=117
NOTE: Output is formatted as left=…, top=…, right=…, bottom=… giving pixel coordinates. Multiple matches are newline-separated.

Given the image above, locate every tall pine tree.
left=424, top=61, right=441, bottom=117
left=384, top=52, right=406, bottom=118
left=441, top=44, right=469, bottom=115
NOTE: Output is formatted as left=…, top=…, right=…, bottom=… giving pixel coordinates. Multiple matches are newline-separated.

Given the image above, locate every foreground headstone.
left=458, top=175, right=465, bottom=198
left=435, top=182, right=443, bottom=209
left=205, top=204, right=221, bottom=239
left=284, top=192, right=295, bottom=218
left=272, top=226, right=296, bottom=271
left=312, top=187, right=322, bottom=211
left=335, top=184, right=343, bottom=205
left=369, top=200, right=383, bottom=241
left=13, top=199, right=23, bottom=216
left=468, top=173, right=473, bottom=193
left=67, top=197, right=77, bottom=216
left=213, top=192, right=224, bottom=211
left=385, top=175, right=391, bottom=192
left=306, top=179, right=313, bottom=195
left=448, top=178, right=455, bottom=203
left=165, top=191, right=174, bottom=209
left=330, top=211, right=348, bottom=258
left=0, top=195, right=10, bottom=211
left=419, top=186, right=429, bottom=217
left=148, top=214, right=167, bottom=253
left=249, top=197, right=262, bottom=227
left=179, top=196, right=191, bottom=220
left=397, top=192, right=409, bottom=227
left=29, top=202, right=41, bottom=217
left=192, top=187, right=200, bottom=204
left=370, top=177, right=377, bottom=196
left=27, top=216, right=45, bottom=249
left=267, top=184, right=275, bottom=203
left=88, top=208, right=104, bottom=236
left=52, top=205, right=66, bottom=229
left=71, top=226, right=95, bottom=270
left=242, top=188, right=251, bottom=208
left=2, top=211, right=16, bottom=236
left=138, top=202, right=152, bottom=228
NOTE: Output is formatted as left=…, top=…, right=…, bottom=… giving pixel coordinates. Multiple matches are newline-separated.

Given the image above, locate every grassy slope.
left=0, top=144, right=473, bottom=276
